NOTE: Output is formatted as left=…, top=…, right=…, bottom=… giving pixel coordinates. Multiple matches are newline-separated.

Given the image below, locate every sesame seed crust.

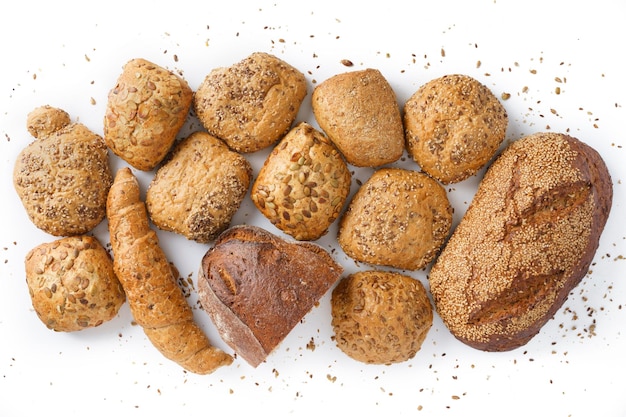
left=404, top=74, right=508, bottom=184
left=338, top=167, right=453, bottom=270
left=428, top=132, right=613, bottom=351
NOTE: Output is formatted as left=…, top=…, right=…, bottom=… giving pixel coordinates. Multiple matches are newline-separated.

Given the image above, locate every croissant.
left=107, top=167, right=232, bottom=374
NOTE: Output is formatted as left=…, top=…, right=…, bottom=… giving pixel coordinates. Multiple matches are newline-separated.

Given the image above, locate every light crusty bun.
left=404, top=74, right=508, bottom=184
left=251, top=122, right=351, bottom=241
left=331, top=270, right=433, bottom=364
left=312, top=68, right=404, bottom=167
left=197, top=225, right=343, bottom=367
left=429, top=132, right=612, bottom=351
left=146, top=131, right=252, bottom=243
left=25, top=235, right=125, bottom=332
left=338, top=168, right=452, bottom=270
left=104, top=58, right=193, bottom=171
left=14, top=106, right=112, bottom=236
left=193, top=52, right=307, bottom=153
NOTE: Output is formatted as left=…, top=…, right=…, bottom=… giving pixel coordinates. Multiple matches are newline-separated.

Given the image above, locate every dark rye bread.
left=197, top=225, right=343, bottom=367
left=429, top=132, right=612, bottom=351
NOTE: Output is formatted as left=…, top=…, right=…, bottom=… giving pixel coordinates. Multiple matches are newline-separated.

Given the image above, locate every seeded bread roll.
left=404, top=74, right=508, bottom=184
left=198, top=225, right=343, bottom=367
left=146, top=131, right=252, bottom=243
left=312, top=68, right=404, bottom=167
left=331, top=270, right=433, bottom=364
left=338, top=168, right=453, bottom=270
left=193, top=52, right=307, bottom=153
left=24, top=235, right=125, bottom=332
left=429, top=132, right=612, bottom=351
left=104, top=58, right=193, bottom=171
left=14, top=106, right=112, bottom=236
left=251, top=122, right=351, bottom=240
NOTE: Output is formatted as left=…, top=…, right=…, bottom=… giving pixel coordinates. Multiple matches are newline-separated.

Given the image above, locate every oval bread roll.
left=146, top=131, right=252, bottom=243
left=331, top=270, right=433, bottom=365
left=429, top=132, right=613, bottom=351
left=25, top=236, right=125, bottom=332
left=404, top=74, right=508, bottom=184
left=338, top=168, right=452, bottom=270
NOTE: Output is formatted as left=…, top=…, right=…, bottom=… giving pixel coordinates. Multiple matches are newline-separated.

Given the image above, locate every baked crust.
left=146, top=131, right=252, bottom=243
left=25, top=235, right=125, bottom=332
left=193, top=52, right=307, bottom=153
left=104, top=58, right=193, bottom=171
left=251, top=122, right=351, bottom=240
left=312, top=68, right=404, bottom=167
left=14, top=106, right=112, bottom=236
left=429, top=132, right=613, bottom=351
left=331, top=270, right=433, bottom=364
left=198, top=225, right=343, bottom=367
left=404, top=74, right=508, bottom=184
left=338, top=168, right=452, bottom=270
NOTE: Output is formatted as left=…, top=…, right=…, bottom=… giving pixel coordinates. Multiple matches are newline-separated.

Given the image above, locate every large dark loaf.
left=197, top=225, right=343, bottom=367
left=429, top=132, right=612, bottom=351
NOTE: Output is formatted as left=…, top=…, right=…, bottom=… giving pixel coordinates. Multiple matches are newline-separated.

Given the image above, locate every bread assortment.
left=107, top=168, right=233, bottom=374
left=13, top=51, right=614, bottom=373
left=338, top=168, right=452, bottom=270
left=104, top=58, right=193, bottom=171
left=24, top=235, right=125, bottom=332
left=146, top=131, right=252, bottom=243
left=251, top=122, right=351, bottom=240
left=331, top=270, right=433, bottom=364
left=429, top=132, right=612, bottom=351
left=404, top=74, right=508, bottom=184
left=197, top=225, right=343, bottom=367
left=193, top=52, right=307, bottom=153
left=312, top=68, right=404, bottom=167
left=14, top=105, right=112, bottom=236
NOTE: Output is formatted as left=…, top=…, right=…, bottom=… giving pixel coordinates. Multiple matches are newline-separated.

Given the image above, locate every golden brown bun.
left=338, top=168, right=452, bottom=270
left=104, top=58, right=193, bottom=171
left=146, top=131, right=252, bottom=243
left=198, top=225, right=343, bottom=367
left=331, top=270, right=433, bottom=364
left=404, top=74, right=508, bottom=184
left=312, top=68, right=404, bottom=167
left=429, top=132, right=613, bottom=351
left=24, top=235, right=125, bottom=332
left=107, top=167, right=233, bottom=374
left=14, top=106, right=112, bottom=236
left=251, top=122, right=351, bottom=240
left=193, top=52, right=307, bottom=153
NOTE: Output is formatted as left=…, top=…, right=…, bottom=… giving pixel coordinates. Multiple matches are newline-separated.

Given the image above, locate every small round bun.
left=251, top=122, right=351, bottom=241
left=193, top=52, right=307, bottom=153
left=331, top=270, right=433, bottom=364
left=312, top=68, right=404, bottom=167
left=104, top=58, right=193, bottom=171
left=25, top=236, right=126, bottom=332
left=404, top=74, right=508, bottom=184
left=14, top=108, right=112, bottom=236
left=146, top=131, right=252, bottom=243
left=338, top=168, right=452, bottom=270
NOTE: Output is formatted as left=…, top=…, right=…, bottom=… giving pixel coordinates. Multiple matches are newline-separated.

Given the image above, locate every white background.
left=1, top=1, right=624, bottom=416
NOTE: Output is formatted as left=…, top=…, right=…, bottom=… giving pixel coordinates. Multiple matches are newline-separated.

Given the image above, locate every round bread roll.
left=146, top=131, right=252, bottom=243
left=404, top=74, right=508, bottom=184
left=104, top=58, right=193, bottom=171
left=25, top=235, right=126, bottom=332
left=312, top=68, right=404, bottom=167
left=14, top=106, right=112, bottom=236
left=251, top=122, right=351, bottom=241
left=337, top=168, right=452, bottom=270
left=193, top=52, right=307, bottom=153
left=331, top=270, right=433, bottom=364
